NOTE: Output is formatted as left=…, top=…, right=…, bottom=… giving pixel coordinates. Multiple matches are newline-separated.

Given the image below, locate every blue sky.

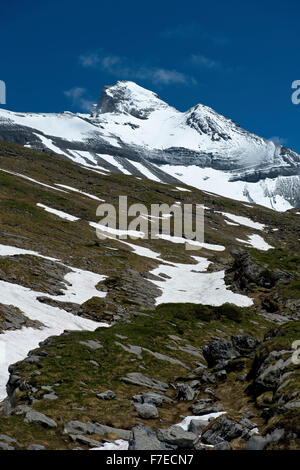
left=1, top=0, right=300, bottom=151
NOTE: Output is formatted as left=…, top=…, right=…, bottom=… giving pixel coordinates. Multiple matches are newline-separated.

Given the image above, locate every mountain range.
left=0, top=80, right=299, bottom=211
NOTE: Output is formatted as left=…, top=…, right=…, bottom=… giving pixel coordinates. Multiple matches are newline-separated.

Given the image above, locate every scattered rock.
left=27, top=444, right=45, bottom=450
left=202, top=339, right=237, bottom=367
left=97, top=390, right=116, bottom=400
left=176, top=383, right=196, bottom=401
left=120, top=373, right=169, bottom=391
left=134, top=403, right=159, bottom=419
left=212, top=441, right=232, bottom=450
left=240, top=418, right=258, bottom=430
left=216, top=370, right=227, bottom=381
left=201, top=416, right=245, bottom=445
left=188, top=419, right=208, bottom=435
left=133, top=392, right=173, bottom=406
left=23, top=409, right=57, bottom=428
left=245, top=428, right=285, bottom=450
left=231, top=335, right=260, bottom=357
left=157, top=425, right=198, bottom=448
left=69, top=434, right=103, bottom=448
left=79, top=340, right=102, bottom=350
left=129, top=425, right=164, bottom=450
left=43, top=392, right=58, bottom=400
left=189, top=401, right=222, bottom=416
left=0, top=441, right=15, bottom=450
left=63, top=420, right=130, bottom=440
left=0, top=434, right=17, bottom=444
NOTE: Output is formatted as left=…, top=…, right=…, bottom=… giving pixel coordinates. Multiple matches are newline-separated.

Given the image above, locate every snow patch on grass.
left=37, top=203, right=79, bottom=222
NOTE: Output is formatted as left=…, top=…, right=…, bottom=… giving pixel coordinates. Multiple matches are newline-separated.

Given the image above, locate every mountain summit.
left=0, top=80, right=299, bottom=210
left=95, top=80, right=169, bottom=118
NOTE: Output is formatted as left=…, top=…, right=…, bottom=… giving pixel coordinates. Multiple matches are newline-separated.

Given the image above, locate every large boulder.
left=120, top=373, right=168, bottom=391
left=201, top=416, right=246, bottom=445
left=133, top=392, right=173, bottom=406
left=23, top=409, right=57, bottom=429
left=63, top=420, right=130, bottom=440
left=231, top=335, right=260, bottom=357
left=134, top=403, right=159, bottom=419
left=176, top=383, right=196, bottom=401
left=157, top=425, right=198, bottom=448
left=129, top=425, right=164, bottom=450
left=245, top=428, right=285, bottom=450
left=202, top=339, right=237, bottom=367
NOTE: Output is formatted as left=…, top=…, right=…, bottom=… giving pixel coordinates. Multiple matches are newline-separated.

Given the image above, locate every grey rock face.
left=0, top=441, right=15, bottom=450
left=226, top=249, right=278, bottom=291
left=134, top=403, right=159, bottom=419
left=157, top=425, right=198, bottom=448
left=202, top=339, right=237, bottom=367
left=245, top=428, right=285, bottom=450
left=132, top=392, right=173, bottom=406
left=63, top=420, right=130, bottom=440
left=188, top=419, right=208, bottom=435
left=97, top=390, right=116, bottom=400
left=0, top=434, right=17, bottom=443
left=79, top=340, right=102, bottom=350
left=176, top=383, right=196, bottom=401
left=0, top=304, right=43, bottom=333
left=212, top=441, right=232, bottom=450
left=69, top=434, right=102, bottom=448
left=201, top=416, right=245, bottom=445
left=23, top=409, right=57, bottom=428
left=189, top=401, right=223, bottom=416
left=120, top=372, right=169, bottom=391
left=27, top=444, right=45, bottom=450
left=43, top=392, right=58, bottom=400
left=129, top=425, right=164, bottom=450
left=216, top=370, right=227, bottom=381
left=231, top=335, right=261, bottom=357
left=240, top=418, right=258, bottom=430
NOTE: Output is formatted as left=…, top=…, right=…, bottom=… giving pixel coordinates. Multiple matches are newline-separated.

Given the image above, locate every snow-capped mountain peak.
left=95, top=80, right=169, bottom=119
left=0, top=80, right=299, bottom=211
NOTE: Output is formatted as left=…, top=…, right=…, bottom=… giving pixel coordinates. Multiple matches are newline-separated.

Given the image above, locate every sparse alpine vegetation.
left=0, top=140, right=299, bottom=451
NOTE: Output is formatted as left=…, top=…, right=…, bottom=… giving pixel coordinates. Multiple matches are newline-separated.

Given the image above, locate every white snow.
left=91, top=440, right=129, bottom=451
left=155, top=234, right=225, bottom=251
left=92, top=232, right=161, bottom=260
left=237, top=234, right=274, bottom=251
left=55, top=184, right=104, bottom=201
left=89, top=222, right=145, bottom=239
left=0, top=244, right=57, bottom=262
left=0, top=244, right=109, bottom=400
left=34, top=133, right=70, bottom=157
left=96, top=154, right=131, bottom=175
left=217, top=211, right=265, bottom=231
left=37, top=203, right=79, bottom=222
left=126, top=160, right=161, bottom=182
left=174, top=186, right=192, bottom=192
left=160, top=165, right=293, bottom=212
left=0, top=168, right=68, bottom=193
left=150, top=256, right=253, bottom=307
left=177, top=412, right=226, bottom=432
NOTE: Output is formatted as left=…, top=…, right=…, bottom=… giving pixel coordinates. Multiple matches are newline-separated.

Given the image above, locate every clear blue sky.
left=1, top=0, right=300, bottom=151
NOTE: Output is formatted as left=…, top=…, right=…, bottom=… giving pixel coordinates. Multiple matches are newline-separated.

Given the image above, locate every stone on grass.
left=134, top=403, right=159, bottom=419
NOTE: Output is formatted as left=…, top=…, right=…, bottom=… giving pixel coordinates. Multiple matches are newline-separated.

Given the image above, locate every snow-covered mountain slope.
left=0, top=80, right=299, bottom=210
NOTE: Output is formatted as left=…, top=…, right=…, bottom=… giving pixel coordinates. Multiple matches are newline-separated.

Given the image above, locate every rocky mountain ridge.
left=0, top=80, right=299, bottom=210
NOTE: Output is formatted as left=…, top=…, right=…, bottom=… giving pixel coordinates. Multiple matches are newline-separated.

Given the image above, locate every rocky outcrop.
left=225, top=249, right=279, bottom=292
left=120, top=373, right=169, bottom=391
